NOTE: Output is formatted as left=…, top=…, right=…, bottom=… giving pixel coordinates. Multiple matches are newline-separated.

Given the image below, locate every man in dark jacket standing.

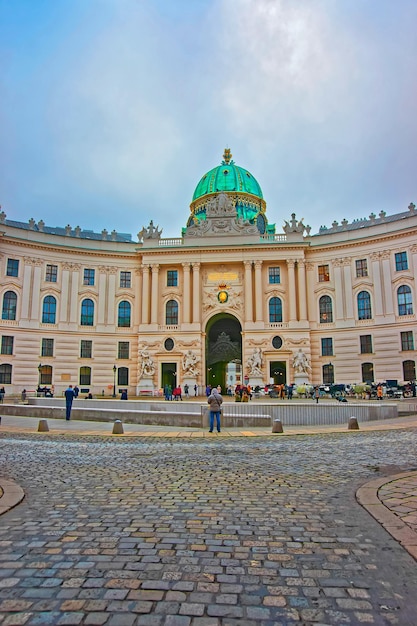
left=65, top=385, right=75, bottom=420
left=207, top=387, right=223, bottom=433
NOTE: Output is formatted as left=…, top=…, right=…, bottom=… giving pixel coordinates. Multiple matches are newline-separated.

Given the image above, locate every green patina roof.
left=192, top=149, right=263, bottom=202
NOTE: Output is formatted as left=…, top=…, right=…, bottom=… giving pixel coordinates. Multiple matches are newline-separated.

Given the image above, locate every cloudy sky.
left=1, top=0, right=416, bottom=239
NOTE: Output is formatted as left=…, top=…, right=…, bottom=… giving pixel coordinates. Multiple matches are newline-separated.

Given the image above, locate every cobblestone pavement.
left=1, top=429, right=417, bottom=625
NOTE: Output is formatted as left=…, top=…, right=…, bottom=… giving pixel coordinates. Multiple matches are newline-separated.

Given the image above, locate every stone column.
left=380, top=251, right=394, bottom=315
left=254, top=261, right=263, bottom=322
left=244, top=261, right=253, bottom=323
left=371, top=253, right=384, bottom=316
left=192, top=262, right=201, bottom=324
left=297, top=259, right=307, bottom=321
left=287, top=260, right=296, bottom=321
left=141, top=265, right=150, bottom=324
left=182, top=263, right=191, bottom=324
left=150, top=264, right=160, bottom=325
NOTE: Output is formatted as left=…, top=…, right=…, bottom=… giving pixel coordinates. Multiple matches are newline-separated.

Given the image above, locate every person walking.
left=208, top=386, right=223, bottom=433
left=314, top=386, right=320, bottom=404
left=64, top=384, right=75, bottom=420
left=194, top=384, right=198, bottom=396
left=184, top=383, right=189, bottom=398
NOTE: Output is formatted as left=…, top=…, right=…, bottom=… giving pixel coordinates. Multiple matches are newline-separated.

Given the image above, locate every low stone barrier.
left=1, top=400, right=398, bottom=427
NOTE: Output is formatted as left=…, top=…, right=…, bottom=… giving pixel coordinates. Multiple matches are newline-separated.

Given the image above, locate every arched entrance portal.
left=205, top=314, right=242, bottom=392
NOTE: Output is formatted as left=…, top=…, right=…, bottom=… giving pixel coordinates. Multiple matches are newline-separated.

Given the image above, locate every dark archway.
left=269, top=361, right=287, bottom=385
left=205, top=314, right=242, bottom=391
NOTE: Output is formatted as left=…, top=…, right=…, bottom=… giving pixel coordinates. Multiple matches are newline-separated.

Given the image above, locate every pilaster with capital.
left=370, top=253, right=384, bottom=316
left=192, top=263, right=200, bottom=323
left=244, top=261, right=253, bottom=323
left=297, top=260, right=307, bottom=321
left=150, top=264, right=160, bottom=325
left=254, top=261, right=263, bottom=322
left=141, top=265, right=150, bottom=324
left=21, top=261, right=33, bottom=320
left=287, top=260, right=296, bottom=321
left=342, top=258, right=354, bottom=319
left=134, top=268, right=142, bottom=326
left=332, top=260, right=344, bottom=320
left=380, top=253, right=394, bottom=315
left=412, top=245, right=417, bottom=288
left=182, top=263, right=191, bottom=324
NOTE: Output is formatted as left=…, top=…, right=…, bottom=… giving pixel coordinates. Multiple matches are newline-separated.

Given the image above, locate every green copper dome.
left=192, top=149, right=263, bottom=201
left=186, top=149, right=274, bottom=236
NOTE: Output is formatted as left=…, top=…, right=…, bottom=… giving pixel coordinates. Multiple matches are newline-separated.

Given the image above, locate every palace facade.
left=1, top=149, right=416, bottom=396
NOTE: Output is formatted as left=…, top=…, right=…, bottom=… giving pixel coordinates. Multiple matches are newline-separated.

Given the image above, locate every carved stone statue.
left=182, top=350, right=199, bottom=377
left=292, top=349, right=311, bottom=374
left=139, top=349, right=155, bottom=379
left=247, top=347, right=263, bottom=376
left=138, top=220, right=162, bottom=241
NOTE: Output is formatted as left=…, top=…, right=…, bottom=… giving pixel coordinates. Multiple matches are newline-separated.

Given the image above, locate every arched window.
left=269, top=297, right=283, bottom=323
left=81, top=299, right=94, bottom=326
left=397, top=285, right=413, bottom=316
left=42, top=295, right=56, bottom=324
left=118, top=367, right=129, bottom=386
left=2, top=291, right=17, bottom=321
left=319, top=295, right=333, bottom=323
left=79, top=366, right=91, bottom=386
left=362, top=362, right=374, bottom=383
left=118, top=301, right=131, bottom=327
left=357, top=291, right=372, bottom=320
left=0, top=363, right=12, bottom=384
left=403, top=360, right=416, bottom=382
left=166, top=300, right=178, bottom=325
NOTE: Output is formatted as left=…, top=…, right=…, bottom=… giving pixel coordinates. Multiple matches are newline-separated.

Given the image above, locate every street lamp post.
left=38, top=363, right=42, bottom=387
left=113, top=365, right=117, bottom=398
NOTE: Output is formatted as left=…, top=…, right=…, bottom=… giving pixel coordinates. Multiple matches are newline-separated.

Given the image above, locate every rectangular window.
left=318, top=264, right=330, bottom=282
left=83, top=268, right=95, bottom=286
left=118, top=341, right=130, bottom=359
left=321, top=338, right=333, bottom=356
left=268, top=267, right=281, bottom=284
left=360, top=335, right=373, bottom=354
left=401, top=331, right=414, bottom=351
left=80, top=340, right=92, bottom=358
left=355, top=259, right=368, bottom=278
left=6, top=258, right=19, bottom=277
left=395, top=252, right=408, bottom=271
left=167, top=270, right=178, bottom=287
left=41, top=338, right=54, bottom=357
left=120, top=271, right=131, bottom=288
left=1, top=336, right=14, bottom=355
left=45, top=264, right=58, bottom=282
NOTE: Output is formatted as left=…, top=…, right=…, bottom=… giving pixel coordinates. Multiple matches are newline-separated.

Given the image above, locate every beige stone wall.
left=1, top=214, right=416, bottom=394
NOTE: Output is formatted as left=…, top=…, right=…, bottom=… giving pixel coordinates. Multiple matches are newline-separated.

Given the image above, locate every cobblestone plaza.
left=1, top=427, right=417, bottom=625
